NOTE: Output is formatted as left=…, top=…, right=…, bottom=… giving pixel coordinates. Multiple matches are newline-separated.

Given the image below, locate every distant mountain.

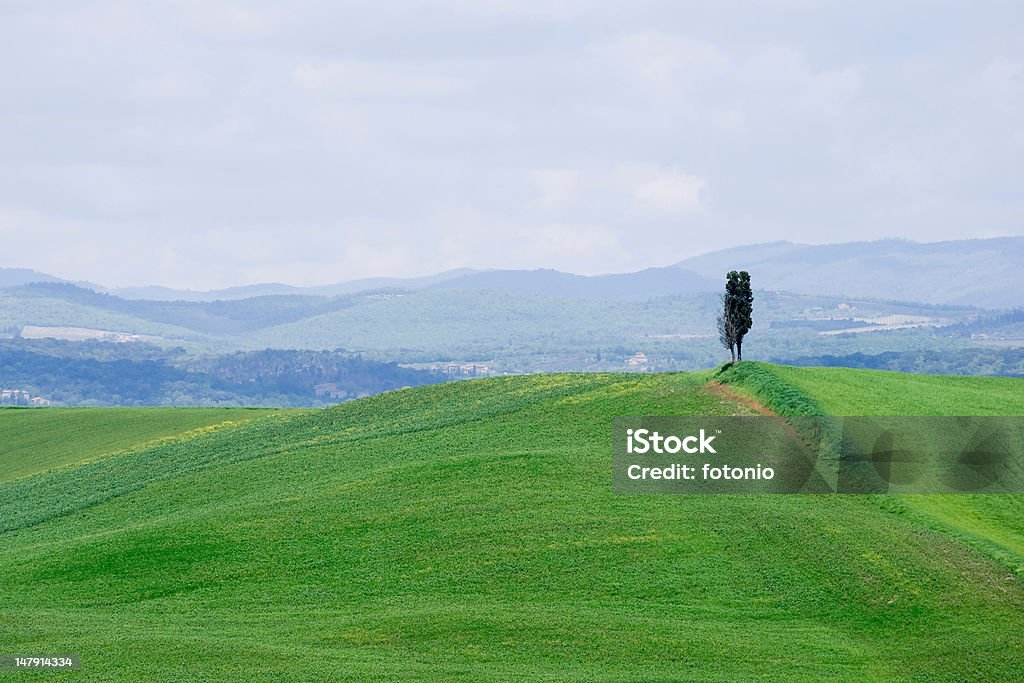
left=109, top=269, right=479, bottom=301
left=677, top=237, right=1024, bottom=308
left=8, top=236, right=1024, bottom=309
left=0, top=273, right=1001, bottom=376
left=428, top=267, right=719, bottom=300
left=109, top=284, right=300, bottom=301
left=0, top=267, right=63, bottom=288
left=7, top=282, right=358, bottom=335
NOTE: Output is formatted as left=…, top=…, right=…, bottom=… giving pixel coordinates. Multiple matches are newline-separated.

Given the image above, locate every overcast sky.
left=1, top=1, right=1022, bottom=289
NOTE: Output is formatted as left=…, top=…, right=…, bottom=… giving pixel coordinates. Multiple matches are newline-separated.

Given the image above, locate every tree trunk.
left=736, top=340, right=742, bottom=362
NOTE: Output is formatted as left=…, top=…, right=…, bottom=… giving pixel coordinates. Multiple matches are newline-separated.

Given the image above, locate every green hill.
left=1, top=370, right=1023, bottom=680
left=3, top=283, right=994, bottom=377
left=764, top=364, right=1023, bottom=416
left=0, top=407, right=294, bottom=483
left=718, top=362, right=1024, bottom=574
left=0, top=288, right=200, bottom=342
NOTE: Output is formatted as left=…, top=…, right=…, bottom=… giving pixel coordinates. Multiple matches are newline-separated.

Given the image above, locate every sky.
left=1, top=0, right=1022, bottom=289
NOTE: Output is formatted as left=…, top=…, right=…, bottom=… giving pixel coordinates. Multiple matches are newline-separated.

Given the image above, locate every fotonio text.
left=625, top=463, right=775, bottom=481
left=626, top=428, right=717, bottom=454
left=614, top=416, right=1024, bottom=494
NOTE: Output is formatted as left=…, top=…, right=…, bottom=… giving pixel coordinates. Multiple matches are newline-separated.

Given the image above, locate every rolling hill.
left=0, top=407, right=295, bottom=483
left=678, top=237, right=1024, bottom=308
left=717, top=362, right=1024, bottom=574
left=4, top=237, right=1022, bottom=385
left=425, top=266, right=719, bottom=300
left=1, top=368, right=1023, bottom=680
left=0, top=280, right=986, bottom=367
left=0, top=267, right=64, bottom=288
left=9, top=237, right=1024, bottom=310
left=108, top=269, right=478, bottom=302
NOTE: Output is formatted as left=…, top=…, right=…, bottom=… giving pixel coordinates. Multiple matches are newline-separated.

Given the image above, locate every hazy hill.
left=427, top=266, right=719, bottom=299
left=678, top=237, right=1024, bottom=308
left=8, top=238, right=1024, bottom=308
left=0, top=267, right=63, bottom=288
left=0, top=280, right=993, bottom=377
left=3, top=238, right=1021, bottom=377
left=0, top=341, right=446, bottom=407
left=5, top=282, right=355, bottom=334
left=108, top=269, right=478, bottom=301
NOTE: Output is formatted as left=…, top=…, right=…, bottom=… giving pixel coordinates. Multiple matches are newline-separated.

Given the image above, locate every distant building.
left=0, top=389, right=52, bottom=407
left=625, top=352, right=649, bottom=369
left=314, top=383, right=348, bottom=400
left=431, top=362, right=492, bottom=377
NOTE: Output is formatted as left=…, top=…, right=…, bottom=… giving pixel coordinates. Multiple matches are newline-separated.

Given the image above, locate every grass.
left=713, top=361, right=826, bottom=416
left=720, top=362, right=1024, bottom=574
left=713, top=360, right=1024, bottom=418
left=0, top=407, right=297, bottom=483
left=0, top=371, right=1023, bottom=680
left=765, top=364, right=1024, bottom=416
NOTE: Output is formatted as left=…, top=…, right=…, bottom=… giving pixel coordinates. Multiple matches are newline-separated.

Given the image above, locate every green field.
left=1, top=369, right=1023, bottom=680
left=0, top=407, right=295, bottom=483
left=718, top=362, right=1024, bottom=575
left=767, top=364, right=1024, bottom=416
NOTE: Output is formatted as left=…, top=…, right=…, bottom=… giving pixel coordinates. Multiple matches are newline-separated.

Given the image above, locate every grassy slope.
left=0, top=408, right=297, bottom=483
left=1, top=374, right=1023, bottom=681
left=719, top=362, right=1024, bottom=574
left=769, top=365, right=1024, bottom=417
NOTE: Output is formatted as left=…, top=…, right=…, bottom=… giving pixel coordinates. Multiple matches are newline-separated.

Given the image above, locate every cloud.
left=530, top=165, right=706, bottom=216
left=448, top=0, right=588, bottom=21
left=178, top=1, right=282, bottom=38
left=0, top=2, right=1021, bottom=287
left=980, top=58, right=1023, bottom=114
left=603, top=31, right=863, bottom=122
left=133, top=72, right=197, bottom=102
left=292, top=60, right=471, bottom=98
left=530, top=169, right=581, bottom=210
left=605, top=33, right=729, bottom=99
left=862, top=152, right=927, bottom=189
left=431, top=205, right=625, bottom=274
left=626, top=166, right=706, bottom=213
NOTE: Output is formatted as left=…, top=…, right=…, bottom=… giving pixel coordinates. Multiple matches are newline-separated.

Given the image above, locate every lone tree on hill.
left=716, top=270, right=753, bottom=362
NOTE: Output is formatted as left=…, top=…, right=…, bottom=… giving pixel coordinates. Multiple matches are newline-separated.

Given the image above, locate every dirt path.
left=705, top=381, right=778, bottom=416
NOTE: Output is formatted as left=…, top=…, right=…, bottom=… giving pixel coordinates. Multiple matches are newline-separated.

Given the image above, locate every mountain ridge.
left=5, top=236, right=1023, bottom=307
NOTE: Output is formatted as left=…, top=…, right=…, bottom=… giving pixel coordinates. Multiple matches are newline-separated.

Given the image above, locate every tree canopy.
left=717, top=271, right=753, bottom=362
